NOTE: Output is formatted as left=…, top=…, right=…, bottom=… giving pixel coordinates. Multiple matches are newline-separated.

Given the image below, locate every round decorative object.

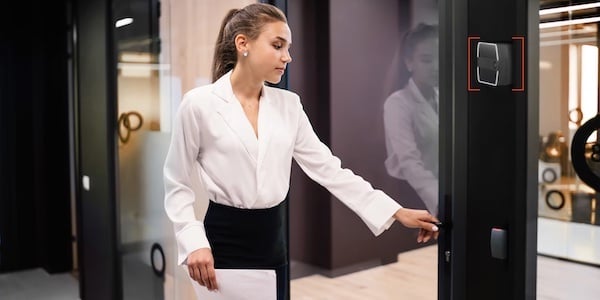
left=150, top=243, right=165, bottom=278
left=541, top=168, right=558, bottom=183
left=545, top=190, right=565, bottom=210
left=569, top=108, right=583, bottom=125
left=571, top=115, right=600, bottom=191
left=117, top=111, right=144, bottom=143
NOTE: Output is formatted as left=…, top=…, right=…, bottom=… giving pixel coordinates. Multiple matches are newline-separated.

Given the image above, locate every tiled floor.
left=538, top=217, right=600, bottom=265
left=0, top=269, right=78, bottom=300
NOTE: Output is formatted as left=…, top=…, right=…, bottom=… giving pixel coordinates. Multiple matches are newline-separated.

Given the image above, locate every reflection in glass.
left=115, top=1, right=260, bottom=299
left=114, top=0, right=171, bottom=298
left=538, top=1, right=600, bottom=266
left=383, top=23, right=439, bottom=215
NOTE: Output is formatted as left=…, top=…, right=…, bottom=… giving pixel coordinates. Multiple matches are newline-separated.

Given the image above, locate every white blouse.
left=383, top=78, right=439, bottom=215
left=164, top=71, right=402, bottom=265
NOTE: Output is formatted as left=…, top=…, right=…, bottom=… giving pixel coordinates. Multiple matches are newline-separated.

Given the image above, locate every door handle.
left=440, top=195, right=452, bottom=264
left=433, top=221, right=452, bottom=230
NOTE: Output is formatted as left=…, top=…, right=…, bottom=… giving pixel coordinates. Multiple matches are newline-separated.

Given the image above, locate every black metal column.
left=439, top=1, right=539, bottom=299
left=75, top=0, right=121, bottom=298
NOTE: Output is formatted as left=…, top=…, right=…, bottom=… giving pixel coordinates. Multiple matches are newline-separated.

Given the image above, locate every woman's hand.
left=187, top=248, right=219, bottom=291
left=394, top=208, right=440, bottom=243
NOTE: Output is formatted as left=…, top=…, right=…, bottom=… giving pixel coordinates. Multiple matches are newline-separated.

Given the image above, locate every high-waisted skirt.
left=204, top=199, right=289, bottom=300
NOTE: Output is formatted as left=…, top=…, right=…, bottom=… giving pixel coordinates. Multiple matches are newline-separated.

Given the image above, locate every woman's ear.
left=235, top=34, right=248, bottom=55
left=404, top=57, right=413, bottom=73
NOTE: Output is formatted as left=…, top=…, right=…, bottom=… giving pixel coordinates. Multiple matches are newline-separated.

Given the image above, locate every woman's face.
left=405, top=37, right=439, bottom=88
left=245, top=21, right=292, bottom=84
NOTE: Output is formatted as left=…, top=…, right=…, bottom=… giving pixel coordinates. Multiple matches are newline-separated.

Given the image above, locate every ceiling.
left=540, top=0, right=600, bottom=22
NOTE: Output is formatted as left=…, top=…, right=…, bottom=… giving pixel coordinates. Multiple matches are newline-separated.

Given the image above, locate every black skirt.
left=204, top=199, right=289, bottom=300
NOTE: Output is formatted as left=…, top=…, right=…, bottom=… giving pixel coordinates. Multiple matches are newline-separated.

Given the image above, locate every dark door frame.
left=74, top=0, right=121, bottom=299
left=438, top=0, right=539, bottom=299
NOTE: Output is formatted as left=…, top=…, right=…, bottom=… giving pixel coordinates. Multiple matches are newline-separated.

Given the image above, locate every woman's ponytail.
left=211, top=9, right=239, bottom=82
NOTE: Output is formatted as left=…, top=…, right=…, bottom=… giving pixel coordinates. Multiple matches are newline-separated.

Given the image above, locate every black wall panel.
left=0, top=0, right=73, bottom=274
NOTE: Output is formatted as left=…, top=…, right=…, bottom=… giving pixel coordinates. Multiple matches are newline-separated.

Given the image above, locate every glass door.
left=538, top=0, right=600, bottom=266
left=288, top=0, right=441, bottom=298
left=113, top=1, right=259, bottom=299
left=113, top=0, right=173, bottom=298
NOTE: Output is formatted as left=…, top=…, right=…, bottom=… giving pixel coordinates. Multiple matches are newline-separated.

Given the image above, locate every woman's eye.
left=274, top=44, right=282, bottom=49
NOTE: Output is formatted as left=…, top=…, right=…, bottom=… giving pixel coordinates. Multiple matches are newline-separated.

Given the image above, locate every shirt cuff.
left=176, top=224, right=211, bottom=265
left=361, top=192, right=402, bottom=236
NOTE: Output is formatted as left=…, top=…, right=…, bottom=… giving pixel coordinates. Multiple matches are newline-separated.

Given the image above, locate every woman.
left=164, top=4, right=439, bottom=299
left=383, top=23, right=439, bottom=216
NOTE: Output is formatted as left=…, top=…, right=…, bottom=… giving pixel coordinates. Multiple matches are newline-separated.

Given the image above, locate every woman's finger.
left=207, top=263, right=219, bottom=291
left=418, top=220, right=439, bottom=232
left=423, top=230, right=433, bottom=243
left=188, top=265, right=194, bottom=280
left=417, top=228, right=425, bottom=243
left=419, top=228, right=431, bottom=243
left=192, top=265, right=204, bottom=286
left=201, top=264, right=212, bottom=290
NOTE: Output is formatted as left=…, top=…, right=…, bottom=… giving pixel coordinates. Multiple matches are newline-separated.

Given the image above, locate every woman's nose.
left=283, top=50, right=292, bottom=63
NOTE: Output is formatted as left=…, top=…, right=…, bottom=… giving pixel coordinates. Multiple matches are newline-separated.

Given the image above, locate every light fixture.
left=115, top=17, right=134, bottom=28
left=539, top=61, right=552, bottom=70
left=540, top=2, right=600, bottom=16
left=540, top=16, right=600, bottom=29
left=121, top=52, right=152, bottom=63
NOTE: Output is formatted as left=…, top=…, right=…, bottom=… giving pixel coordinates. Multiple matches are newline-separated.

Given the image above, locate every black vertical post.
left=439, top=0, right=469, bottom=299
left=75, top=0, right=121, bottom=298
left=523, top=1, right=540, bottom=298
left=597, top=20, right=600, bottom=113
left=440, top=0, right=538, bottom=299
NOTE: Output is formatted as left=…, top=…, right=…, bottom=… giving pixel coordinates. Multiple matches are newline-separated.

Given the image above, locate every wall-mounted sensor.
left=490, top=227, right=507, bottom=260
left=477, top=42, right=512, bottom=86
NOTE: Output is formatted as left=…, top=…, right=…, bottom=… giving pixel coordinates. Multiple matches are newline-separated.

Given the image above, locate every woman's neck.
left=230, top=67, right=262, bottom=101
left=413, top=79, right=435, bottom=101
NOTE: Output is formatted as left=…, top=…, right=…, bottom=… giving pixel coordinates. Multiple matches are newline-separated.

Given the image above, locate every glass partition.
left=538, top=0, right=600, bottom=266
left=113, top=0, right=442, bottom=298
left=113, top=0, right=174, bottom=298
left=291, top=0, right=440, bottom=298
left=114, top=0, right=258, bottom=299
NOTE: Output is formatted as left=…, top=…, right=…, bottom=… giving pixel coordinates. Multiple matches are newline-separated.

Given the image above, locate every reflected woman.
left=383, top=23, right=439, bottom=215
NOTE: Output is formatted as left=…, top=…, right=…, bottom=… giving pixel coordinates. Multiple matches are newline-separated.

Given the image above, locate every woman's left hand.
left=393, top=208, right=440, bottom=243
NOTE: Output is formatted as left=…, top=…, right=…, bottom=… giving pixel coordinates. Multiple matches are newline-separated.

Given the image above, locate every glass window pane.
left=115, top=1, right=257, bottom=299
left=538, top=0, right=600, bottom=267
left=290, top=0, right=439, bottom=298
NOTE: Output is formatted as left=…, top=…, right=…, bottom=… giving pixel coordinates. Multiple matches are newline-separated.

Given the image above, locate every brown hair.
left=384, top=23, right=438, bottom=96
left=211, top=3, right=287, bottom=82
left=401, top=23, right=438, bottom=63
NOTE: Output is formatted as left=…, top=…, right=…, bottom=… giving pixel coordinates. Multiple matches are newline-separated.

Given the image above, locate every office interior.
left=1, top=0, right=600, bottom=299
